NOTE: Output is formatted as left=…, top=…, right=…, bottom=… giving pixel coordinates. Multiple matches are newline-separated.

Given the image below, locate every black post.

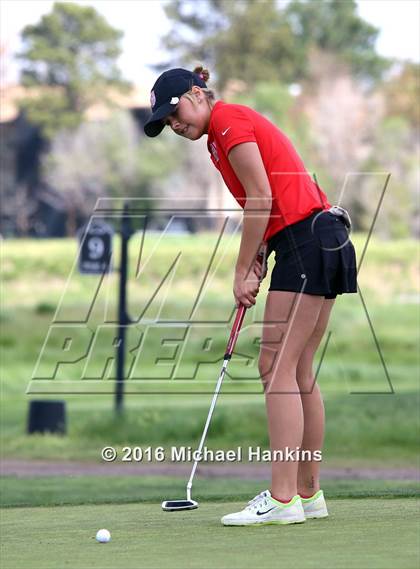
left=115, top=202, right=132, bottom=415
left=27, top=401, right=67, bottom=434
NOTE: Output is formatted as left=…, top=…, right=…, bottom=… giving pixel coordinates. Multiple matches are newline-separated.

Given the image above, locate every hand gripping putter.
left=162, top=249, right=266, bottom=512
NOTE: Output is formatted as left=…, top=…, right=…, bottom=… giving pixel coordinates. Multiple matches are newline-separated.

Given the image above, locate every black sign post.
left=115, top=202, right=133, bottom=415
left=78, top=211, right=133, bottom=415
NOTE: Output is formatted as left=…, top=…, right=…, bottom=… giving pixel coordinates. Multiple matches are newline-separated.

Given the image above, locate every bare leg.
left=296, top=299, right=335, bottom=496
left=259, top=291, right=325, bottom=500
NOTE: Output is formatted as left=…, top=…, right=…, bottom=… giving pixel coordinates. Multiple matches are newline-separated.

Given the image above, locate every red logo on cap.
left=150, top=90, right=156, bottom=108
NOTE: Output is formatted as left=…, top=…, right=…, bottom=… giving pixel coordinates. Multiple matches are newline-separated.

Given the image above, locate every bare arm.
left=228, top=142, right=272, bottom=306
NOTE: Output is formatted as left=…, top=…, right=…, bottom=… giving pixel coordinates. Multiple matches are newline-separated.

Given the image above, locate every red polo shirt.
left=207, top=101, right=331, bottom=241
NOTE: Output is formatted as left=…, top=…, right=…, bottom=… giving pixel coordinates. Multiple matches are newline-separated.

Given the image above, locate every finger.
left=240, top=294, right=253, bottom=307
left=246, top=293, right=256, bottom=305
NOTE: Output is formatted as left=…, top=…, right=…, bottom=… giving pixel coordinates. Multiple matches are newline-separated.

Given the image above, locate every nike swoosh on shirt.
left=221, top=127, right=231, bottom=135
left=256, top=507, right=276, bottom=516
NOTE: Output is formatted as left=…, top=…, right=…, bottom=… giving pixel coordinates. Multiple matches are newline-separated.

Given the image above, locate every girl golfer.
left=144, top=67, right=357, bottom=526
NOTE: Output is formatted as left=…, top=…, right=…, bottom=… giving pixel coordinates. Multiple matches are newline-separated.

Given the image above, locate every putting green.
left=1, top=499, right=419, bottom=568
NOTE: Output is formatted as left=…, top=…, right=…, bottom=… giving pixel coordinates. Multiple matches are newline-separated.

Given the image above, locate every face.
left=163, top=87, right=212, bottom=140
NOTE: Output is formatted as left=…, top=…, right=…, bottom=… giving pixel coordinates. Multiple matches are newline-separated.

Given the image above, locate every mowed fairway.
left=1, top=499, right=419, bottom=569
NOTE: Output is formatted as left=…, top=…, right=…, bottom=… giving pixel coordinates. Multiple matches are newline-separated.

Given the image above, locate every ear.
left=192, top=86, right=202, bottom=102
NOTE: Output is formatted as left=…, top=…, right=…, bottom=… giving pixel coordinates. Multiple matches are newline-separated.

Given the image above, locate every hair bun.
left=193, top=65, right=210, bottom=82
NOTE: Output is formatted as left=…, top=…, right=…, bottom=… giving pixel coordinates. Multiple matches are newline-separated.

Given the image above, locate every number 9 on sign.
left=78, top=220, right=113, bottom=274
left=88, top=237, right=105, bottom=260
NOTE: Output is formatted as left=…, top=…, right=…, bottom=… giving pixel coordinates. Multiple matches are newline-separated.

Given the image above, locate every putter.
left=162, top=248, right=266, bottom=512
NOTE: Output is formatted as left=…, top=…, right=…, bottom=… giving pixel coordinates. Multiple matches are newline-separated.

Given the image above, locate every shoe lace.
left=245, top=490, right=271, bottom=511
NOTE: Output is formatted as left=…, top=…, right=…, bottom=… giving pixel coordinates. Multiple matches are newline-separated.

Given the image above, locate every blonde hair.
left=181, top=65, right=216, bottom=104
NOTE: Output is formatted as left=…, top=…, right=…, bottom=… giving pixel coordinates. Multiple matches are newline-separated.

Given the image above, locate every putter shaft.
left=186, top=304, right=247, bottom=502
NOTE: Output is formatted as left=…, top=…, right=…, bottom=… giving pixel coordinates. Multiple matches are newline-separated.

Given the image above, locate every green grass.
left=2, top=233, right=418, bottom=293
left=1, top=499, right=419, bottom=569
left=1, top=475, right=419, bottom=509
left=1, top=236, right=419, bottom=569
left=1, top=393, right=419, bottom=464
left=1, top=235, right=419, bottom=465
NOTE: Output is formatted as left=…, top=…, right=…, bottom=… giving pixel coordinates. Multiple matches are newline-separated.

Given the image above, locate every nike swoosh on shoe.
left=256, top=507, right=276, bottom=516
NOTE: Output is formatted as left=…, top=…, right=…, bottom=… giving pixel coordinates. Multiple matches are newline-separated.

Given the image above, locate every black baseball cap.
left=143, top=68, right=207, bottom=137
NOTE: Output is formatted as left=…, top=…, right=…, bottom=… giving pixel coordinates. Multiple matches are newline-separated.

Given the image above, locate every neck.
left=204, top=99, right=218, bottom=134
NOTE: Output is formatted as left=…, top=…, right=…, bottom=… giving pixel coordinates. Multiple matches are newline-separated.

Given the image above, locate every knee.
left=296, top=374, right=317, bottom=394
left=296, top=347, right=315, bottom=390
left=258, top=347, right=297, bottom=387
left=258, top=349, right=273, bottom=387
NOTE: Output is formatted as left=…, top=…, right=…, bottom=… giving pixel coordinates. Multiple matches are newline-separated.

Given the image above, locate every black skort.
left=267, top=210, right=358, bottom=300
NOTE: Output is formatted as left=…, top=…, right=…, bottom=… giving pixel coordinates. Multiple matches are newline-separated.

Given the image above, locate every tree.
left=382, top=62, right=420, bottom=132
left=42, top=111, right=181, bottom=235
left=159, top=0, right=390, bottom=90
left=299, top=50, right=386, bottom=216
left=18, top=2, right=129, bottom=139
left=357, top=116, right=418, bottom=238
left=158, top=0, right=229, bottom=76
left=160, top=0, right=304, bottom=91
left=284, top=0, right=390, bottom=81
left=212, top=1, right=305, bottom=89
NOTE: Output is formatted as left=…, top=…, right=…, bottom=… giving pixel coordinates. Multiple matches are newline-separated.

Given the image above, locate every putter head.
left=161, top=499, right=198, bottom=511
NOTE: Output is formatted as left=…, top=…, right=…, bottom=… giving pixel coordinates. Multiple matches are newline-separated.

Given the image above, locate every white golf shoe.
left=300, top=489, right=329, bottom=519
left=221, top=490, right=306, bottom=526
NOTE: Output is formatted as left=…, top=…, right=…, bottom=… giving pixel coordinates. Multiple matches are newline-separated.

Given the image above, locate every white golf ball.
left=96, top=529, right=111, bottom=543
